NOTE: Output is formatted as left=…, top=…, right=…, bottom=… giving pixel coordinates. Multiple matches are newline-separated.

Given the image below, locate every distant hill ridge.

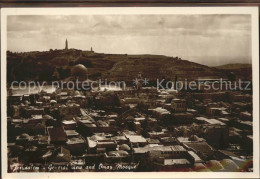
left=215, top=63, right=252, bottom=80
left=215, top=63, right=252, bottom=70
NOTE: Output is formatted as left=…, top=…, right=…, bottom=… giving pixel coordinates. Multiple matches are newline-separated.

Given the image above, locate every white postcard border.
left=1, top=6, right=259, bottom=179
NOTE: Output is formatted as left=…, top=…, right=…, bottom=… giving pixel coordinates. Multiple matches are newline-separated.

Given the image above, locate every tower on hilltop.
left=65, top=38, right=68, bottom=50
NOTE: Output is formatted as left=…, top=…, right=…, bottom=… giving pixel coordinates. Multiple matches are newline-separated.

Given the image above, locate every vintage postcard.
left=1, top=6, right=259, bottom=178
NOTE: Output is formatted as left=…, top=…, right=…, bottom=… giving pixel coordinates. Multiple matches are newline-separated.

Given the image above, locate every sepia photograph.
left=1, top=6, right=259, bottom=179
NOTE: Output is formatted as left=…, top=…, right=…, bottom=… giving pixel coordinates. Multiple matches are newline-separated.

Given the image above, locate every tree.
left=76, top=56, right=93, bottom=68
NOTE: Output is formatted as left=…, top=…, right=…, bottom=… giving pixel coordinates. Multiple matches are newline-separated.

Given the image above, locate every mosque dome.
left=71, top=64, right=88, bottom=77
left=189, top=135, right=200, bottom=141
left=74, top=90, right=81, bottom=96
left=50, top=100, right=57, bottom=104
left=108, top=150, right=128, bottom=157
left=90, top=135, right=104, bottom=141
left=220, top=159, right=239, bottom=171
left=20, top=133, right=30, bottom=139
left=193, top=163, right=211, bottom=172
left=119, top=144, right=131, bottom=151
left=206, top=160, right=224, bottom=171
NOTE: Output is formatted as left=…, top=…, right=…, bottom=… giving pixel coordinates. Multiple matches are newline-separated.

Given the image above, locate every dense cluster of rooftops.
left=7, top=81, right=253, bottom=172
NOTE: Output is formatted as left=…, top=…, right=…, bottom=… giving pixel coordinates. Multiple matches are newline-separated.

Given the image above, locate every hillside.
left=7, top=49, right=231, bottom=83
left=215, top=63, right=252, bottom=80
left=105, top=55, right=229, bottom=82
left=7, top=49, right=127, bottom=82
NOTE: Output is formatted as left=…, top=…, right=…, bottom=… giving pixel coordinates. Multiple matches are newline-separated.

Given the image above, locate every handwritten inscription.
left=10, top=163, right=139, bottom=172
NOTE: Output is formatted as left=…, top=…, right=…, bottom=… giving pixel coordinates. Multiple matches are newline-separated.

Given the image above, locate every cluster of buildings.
left=7, top=64, right=253, bottom=172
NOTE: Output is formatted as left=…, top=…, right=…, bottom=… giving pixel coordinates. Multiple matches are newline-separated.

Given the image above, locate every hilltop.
left=7, top=49, right=233, bottom=83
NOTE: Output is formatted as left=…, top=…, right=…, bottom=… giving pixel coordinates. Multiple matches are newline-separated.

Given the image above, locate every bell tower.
left=65, top=38, right=68, bottom=50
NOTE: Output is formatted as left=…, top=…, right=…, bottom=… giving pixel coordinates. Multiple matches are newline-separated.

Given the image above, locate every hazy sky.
left=7, top=15, right=251, bottom=66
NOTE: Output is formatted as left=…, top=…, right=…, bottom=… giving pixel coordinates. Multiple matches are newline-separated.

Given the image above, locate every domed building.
left=19, top=133, right=31, bottom=139
left=189, top=135, right=200, bottom=142
left=192, top=163, right=211, bottom=172
left=206, top=160, right=224, bottom=171
left=71, top=64, right=88, bottom=81
left=119, top=144, right=131, bottom=151
left=220, top=159, right=239, bottom=171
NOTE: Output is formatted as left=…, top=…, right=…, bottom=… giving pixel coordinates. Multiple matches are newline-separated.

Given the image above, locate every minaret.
left=65, top=38, right=68, bottom=50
